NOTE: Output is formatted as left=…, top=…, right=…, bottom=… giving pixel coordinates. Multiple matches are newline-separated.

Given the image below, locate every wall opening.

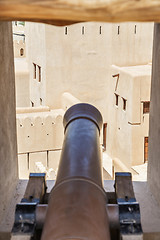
left=122, top=98, right=127, bottom=111
left=143, top=101, right=150, bottom=114
left=31, top=101, right=34, bottom=107
left=99, top=26, right=102, bottom=34
left=118, top=25, right=120, bottom=35
left=27, top=153, right=29, bottom=169
left=135, top=25, right=137, bottom=34
left=115, top=94, right=119, bottom=106
left=65, top=27, right=68, bottom=35
left=33, top=63, right=36, bottom=79
left=103, top=123, right=107, bottom=151
left=144, top=137, right=149, bottom=163
left=20, top=48, right=24, bottom=56
left=38, top=65, right=41, bottom=82
left=82, top=26, right=85, bottom=35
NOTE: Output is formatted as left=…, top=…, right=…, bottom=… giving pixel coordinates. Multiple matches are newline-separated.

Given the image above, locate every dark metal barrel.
left=41, top=103, right=111, bottom=240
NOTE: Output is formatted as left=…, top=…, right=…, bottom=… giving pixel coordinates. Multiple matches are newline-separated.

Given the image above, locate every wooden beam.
left=23, top=173, right=46, bottom=203
left=0, top=0, right=160, bottom=26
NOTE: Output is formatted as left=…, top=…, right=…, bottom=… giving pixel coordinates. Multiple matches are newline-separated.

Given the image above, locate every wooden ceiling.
left=0, top=0, right=159, bottom=26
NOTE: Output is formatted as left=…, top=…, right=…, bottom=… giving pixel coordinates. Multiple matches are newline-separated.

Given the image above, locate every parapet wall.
left=61, top=92, right=81, bottom=110
left=17, top=113, right=64, bottom=153
left=17, top=110, right=64, bottom=179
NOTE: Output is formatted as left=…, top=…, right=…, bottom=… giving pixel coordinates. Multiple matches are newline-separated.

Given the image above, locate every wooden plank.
left=23, top=173, right=46, bottom=202
left=11, top=235, right=31, bottom=240
left=0, top=0, right=160, bottom=25
left=122, top=235, right=143, bottom=240
left=115, top=172, right=135, bottom=201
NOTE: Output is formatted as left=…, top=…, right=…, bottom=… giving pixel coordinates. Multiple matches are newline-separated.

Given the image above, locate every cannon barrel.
left=41, top=103, right=111, bottom=240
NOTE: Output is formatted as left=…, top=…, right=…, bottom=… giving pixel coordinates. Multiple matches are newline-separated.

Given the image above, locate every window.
left=33, top=63, right=36, bottom=79
left=144, top=137, right=149, bottom=163
left=122, top=98, right=127, bottom=111
left=65, top=27, right=68, bottom=35
left=134, top=25, right=137, bottom=34
left=38, top=65, right=41, bottom=82
left=99, top=26, right=102, bottom=34
left=143, top=101, right=150, bottom=114
left=33, top=63, right=42, bottom=82
left=27, top=153, right=29, bottom=169
left=40, top=98, right=42, bottom=105
left=115, top=94, right=119, bottom=106
left=118, top=25, right=120, bottom=35
left=20, top=48, right=24, bottom=56
left=31, top=101, right=34, bottom=107
left=103, top=123, right=107, bottom=151
left=82, top=26, right=85, bottom=35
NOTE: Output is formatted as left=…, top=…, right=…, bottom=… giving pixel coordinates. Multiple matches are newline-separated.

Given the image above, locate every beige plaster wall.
left=18, top=150, right=61, bottom=179
left=23, top=21, right=153, bottom=175
left=15, top=58, right=30, bottom=107
left=17, top=109, right=64, bottom=179
left=13, top=40, right=26, bottom=58
left=0, top=22, right=18, bottom=222
left=16, top=106, right=50, bottom=114
left=44, top=22, right=113, bottom=110
left=61, top=92, right=81, bottom=110
left=111, top=23, right=153, bottom=66
left=107, top=64, right=151, bottom=168
left=26, top=22, right=46, bottom=107
left=43, top=22, right=153, bottom=113
left=26, top=22, right=153, bottom=115
left=17, top=111, right=64, bottom=154
left=13, top=24, right=26, bottom=58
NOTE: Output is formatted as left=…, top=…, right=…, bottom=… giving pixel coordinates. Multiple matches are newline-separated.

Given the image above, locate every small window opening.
left=144, top=137, right=149, bottom=163
left=20, top=48, right=24, bottom=56
left=103, top=123, right=107, bottom=151
left=31, top=101, right=34, bottom=107
left=65, top=27, right=68, bottom=35
left=27, top=153, right=29, bottom=169
left=122, top=98, right=127, bottom=111
left=118, top=26, right=120, bottom=35
left=99, top=26, right=102, bottom=34
left=40, top=98, right=42, bottom=105
left=38, top=65, right=41, bottom=82
left=82, top=26, right=85, bottom=35
left=47, top=150, right=49, bottom=167
left=134, top=25, right=137, bottom=34
left=33, top=63, right=36, bottom=79
left=143, top=101, right=150, bottom=114
left=115, top=94, right=119, bottom=106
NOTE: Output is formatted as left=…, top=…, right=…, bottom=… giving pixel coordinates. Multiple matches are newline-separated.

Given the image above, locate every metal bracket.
left=11, top=203, right=37, bottom=236
left=115, top=172, right=143, bottom=239
left=119, top=202, right=142, bottom=235
left=11, top=173, right=47, bottom=238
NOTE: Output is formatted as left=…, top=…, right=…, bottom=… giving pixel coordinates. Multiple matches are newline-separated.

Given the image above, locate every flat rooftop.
left=112, top=64, right=152, bottom=77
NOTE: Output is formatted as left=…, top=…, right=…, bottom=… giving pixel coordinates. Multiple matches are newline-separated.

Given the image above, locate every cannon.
left=11, top=103, right=143, bottom=240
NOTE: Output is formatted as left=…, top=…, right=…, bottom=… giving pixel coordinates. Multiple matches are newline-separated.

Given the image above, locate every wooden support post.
left=148, top=23, right=160, bottom=204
